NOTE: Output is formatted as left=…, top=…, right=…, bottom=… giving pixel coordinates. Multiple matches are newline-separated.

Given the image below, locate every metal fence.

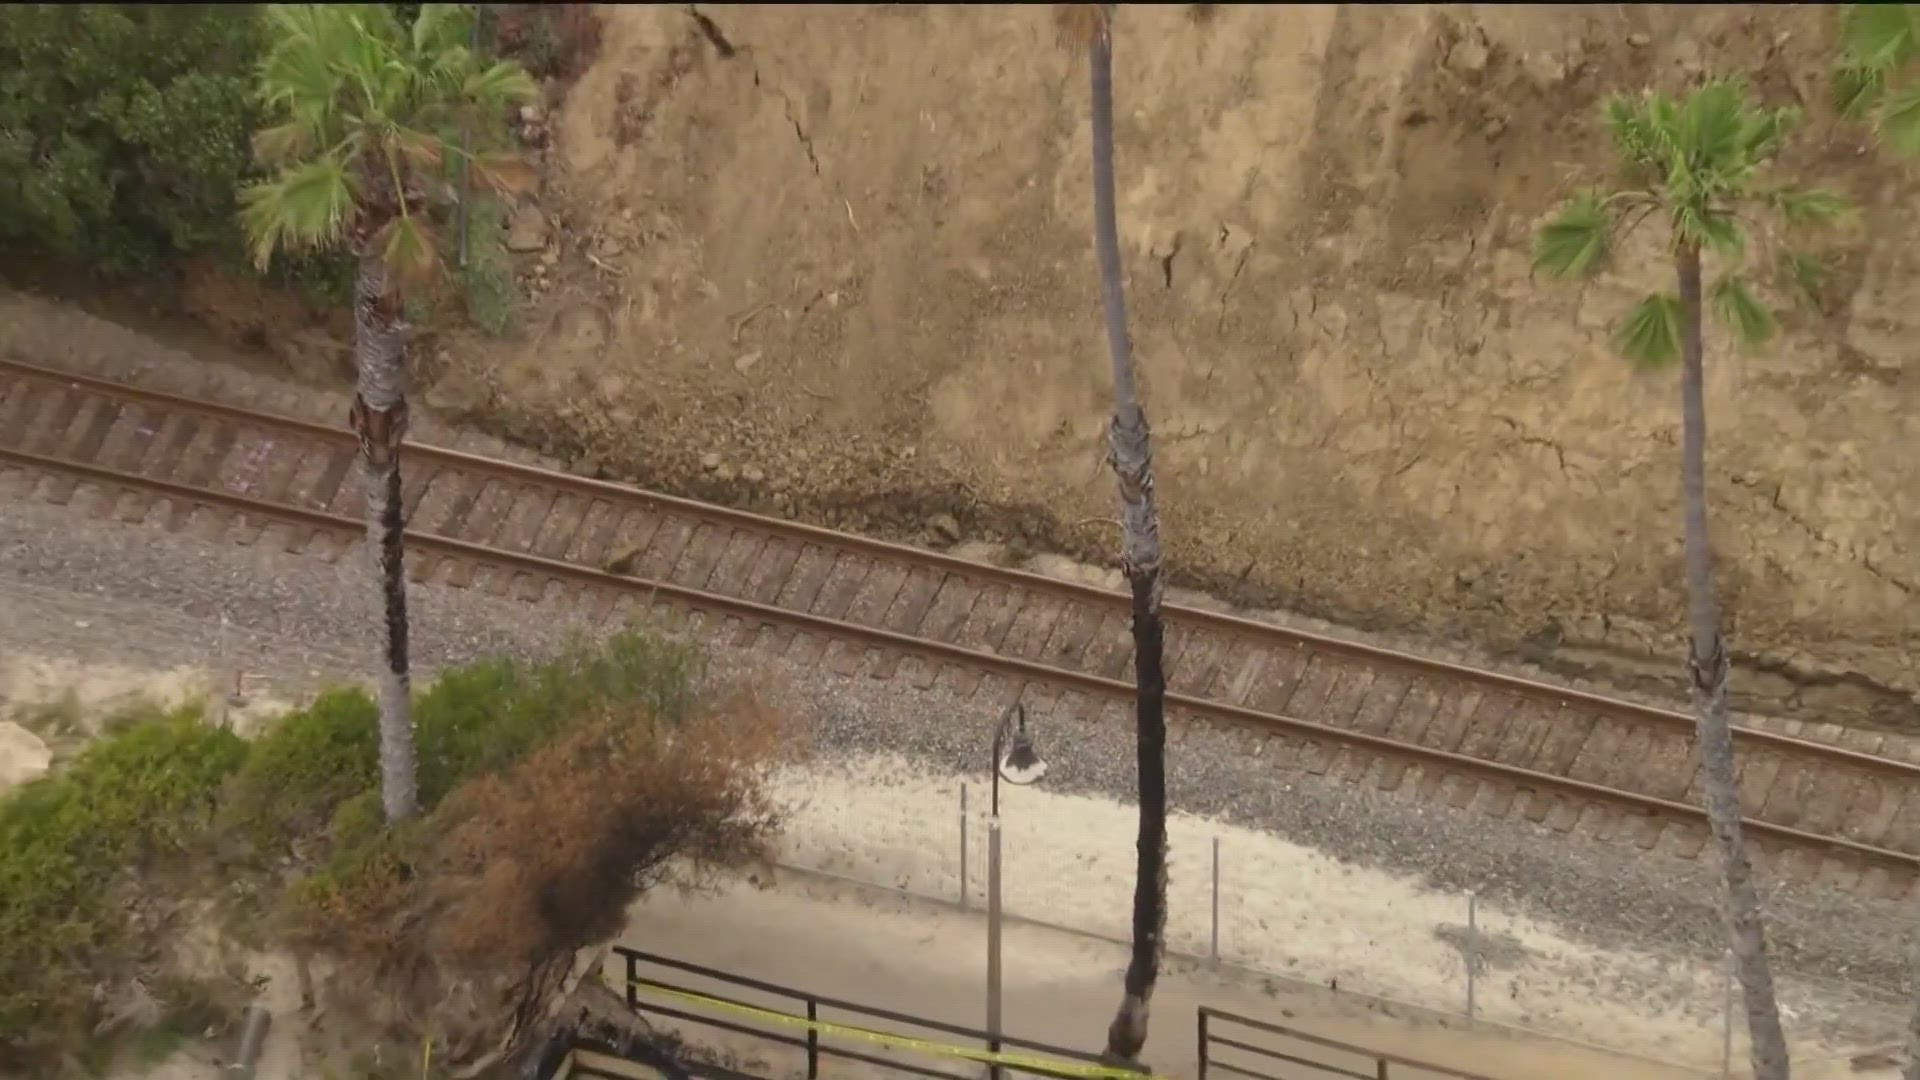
left=1196, top=1006, right=1501, bottom=1080
left=774, top=778, right=1905, bottom=1077
left=615, top=946, right=1144, bottom=1080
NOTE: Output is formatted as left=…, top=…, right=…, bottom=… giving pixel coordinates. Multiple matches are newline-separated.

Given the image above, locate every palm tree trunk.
left=351, top=255, right=420, bottom=824
left=1677, top=246, right=1790, bottom=1080
left=1087, top=16, right=1169, bottom=1066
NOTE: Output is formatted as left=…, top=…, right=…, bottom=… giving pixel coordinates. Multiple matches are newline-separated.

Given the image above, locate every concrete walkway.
left=612, top=870, right=1705, bottom=1080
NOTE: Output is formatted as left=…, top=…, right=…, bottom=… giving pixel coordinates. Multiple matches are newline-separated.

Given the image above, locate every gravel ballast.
left=0, top=486, right=1905, bottom=1053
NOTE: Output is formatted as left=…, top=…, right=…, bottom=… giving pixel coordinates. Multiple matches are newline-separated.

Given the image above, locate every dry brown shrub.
left=491, top=4, right=604, bottom=85
left=297, top=689, right=789, bottom=1070
left=430, top=689, right=786, bottom=965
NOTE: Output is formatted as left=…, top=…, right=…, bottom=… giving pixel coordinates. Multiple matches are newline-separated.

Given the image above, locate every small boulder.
left=506, top=204, right=549, bottom=252
left=928, top=512, right=961, bottom=543
left=0, top=721, right=52, bottom=794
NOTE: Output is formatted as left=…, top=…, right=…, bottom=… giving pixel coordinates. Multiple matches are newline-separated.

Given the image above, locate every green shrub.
left=0, top=705, right=245, bottom=1056
left=223, top=687, right=379, bottom=845
left=413, top=630, right=701, bottom=807
left=0, top=5, right=265, bottom=270
left=456, top=195, right=521, bottom=335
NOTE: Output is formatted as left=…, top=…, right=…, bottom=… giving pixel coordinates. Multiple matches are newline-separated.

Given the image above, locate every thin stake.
left=1466, top=892, right=1478, bottom=1020
left=959, top=782, right=969, bottom=910
left=1210, top=835, right=1221, bottom=962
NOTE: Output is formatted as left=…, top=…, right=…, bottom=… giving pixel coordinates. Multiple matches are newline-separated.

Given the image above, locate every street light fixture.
left=987, top=702, right=1046, bottom=1079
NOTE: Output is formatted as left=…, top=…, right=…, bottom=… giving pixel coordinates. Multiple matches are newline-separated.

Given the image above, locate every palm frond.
left=373, top=212, right=444, bottom=292
left=1876, top=83, right=1920, bottom=154
left=1679, top=79, right=1751, bottom=172
left=1777, top=249, right=1832, bottom=302
left=1765, top=186, right=1852, bottom=227
left=1737, top=103, right=1798, bottom=167
left=464, top=60, right=541, bottom=113
left=249, top=3, right=541, bottom=266
left=253, top=120, right=318, bottom=167
left=389, top=125, right=447, bottom=171
left=1711, top=275, right=1778, bottom=350
left=1605, top=92, right=1670, bottom=179
left=1834, top=62, right=1886, bottom=120
left=1533, top=191, right=1614, bottom=278
left=238, top=157, right=357, bottom=270
left=412, top=3, right=469, bottom=55
left=1842, top=4, right=1918, bottom=73
left=1054, top=4, right=1112, bottom=54
left=1613, top=293, right=1684, bottom=368
left=1672, top=204, right=1744, bottom=259
left=466, top=148, right=539, bottom=200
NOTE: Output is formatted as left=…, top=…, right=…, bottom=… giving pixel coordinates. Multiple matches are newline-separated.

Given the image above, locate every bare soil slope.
left=316, top=6, right=1920, bottom=724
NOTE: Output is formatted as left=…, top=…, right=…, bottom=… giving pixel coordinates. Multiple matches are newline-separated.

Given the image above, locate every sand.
left=763, top=753, right=1901, bottom=1075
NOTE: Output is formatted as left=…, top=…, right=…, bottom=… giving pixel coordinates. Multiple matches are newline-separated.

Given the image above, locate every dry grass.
left=430, top=690, right=786, bottom=964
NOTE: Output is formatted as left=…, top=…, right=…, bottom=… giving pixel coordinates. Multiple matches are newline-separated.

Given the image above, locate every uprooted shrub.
left=284, top=687, right=787, bottom=1071
left=0, top=704, right=247, bottom=1067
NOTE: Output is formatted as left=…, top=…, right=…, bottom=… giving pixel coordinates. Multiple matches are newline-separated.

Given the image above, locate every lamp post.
left=987, top=702, right=1047, bottom=1080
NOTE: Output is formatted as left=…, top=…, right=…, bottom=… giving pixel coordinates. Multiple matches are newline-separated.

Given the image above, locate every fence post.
left=1465, top=892, right=1478, bottom=1020
left=807, top=999, right=820, bottom=1080
left=959, top=783, right=969, bottom=910
left=624, top=950, right=638, bottom=1008
left=1196, top=1010, right=1209, bottom=1080
left=1210, top=835, right=1221, bottom=962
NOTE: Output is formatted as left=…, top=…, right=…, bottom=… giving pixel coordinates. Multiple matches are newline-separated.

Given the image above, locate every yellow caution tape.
left=629, top=982, right=1149, bottom=1079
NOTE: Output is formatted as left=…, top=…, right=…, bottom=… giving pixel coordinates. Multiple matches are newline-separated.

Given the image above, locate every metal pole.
left=223, top=1005, right=272, bottom=1080
left=1465, top=893, right=1478, bottom=1020
left=1721, top=949, right=1734, bottom=1077
left=456, top=5, right=481, bottom=269
left=987, top=819, right=1003, bottom=1080
left=1210, top=835, right=1221, bottom=962
left=959, top=783, right=969, bottom=910
left=1196, top=1009, right=1209, bottom=1080
left=807, top=999, right=820, bottom=1080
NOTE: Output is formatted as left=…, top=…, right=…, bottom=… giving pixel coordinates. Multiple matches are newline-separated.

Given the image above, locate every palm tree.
left=1834, top=12, right=1920, bottom=1076
left=240, top=3, right=536, bottom=823
left=1533, top=79, right=1847, bottom=1080
left=1057, top=3, right=1170, bottom=1064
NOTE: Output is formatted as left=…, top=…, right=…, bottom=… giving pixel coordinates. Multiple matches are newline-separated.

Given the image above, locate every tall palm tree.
left=240, top=3, right=536, bottom=822
left=1058, top=3, right=1170, bottom=1064
left=1834, top=11, right=1920, bottom=1076
left=1534, top=79, right=1847, bottom=1080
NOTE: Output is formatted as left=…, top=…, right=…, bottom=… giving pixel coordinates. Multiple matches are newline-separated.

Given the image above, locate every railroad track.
left=3, top=356, right=1918, bottom=898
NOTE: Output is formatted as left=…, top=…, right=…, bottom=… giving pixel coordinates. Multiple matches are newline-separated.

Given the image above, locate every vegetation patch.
left=0, top=704, right=246, bottom=1066
left=0, top=5, right=262, bottom=271
left=0, top=629, right=783, bottom=1076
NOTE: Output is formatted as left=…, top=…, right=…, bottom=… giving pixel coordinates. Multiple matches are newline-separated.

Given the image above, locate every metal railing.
left=1197, top=1006, right=1501, bottom=1080
left=615, top=946, right=1134, bottom=1080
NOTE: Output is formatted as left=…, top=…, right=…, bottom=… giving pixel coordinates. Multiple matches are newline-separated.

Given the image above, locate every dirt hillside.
left=422, top=4, right=1916, bottom=726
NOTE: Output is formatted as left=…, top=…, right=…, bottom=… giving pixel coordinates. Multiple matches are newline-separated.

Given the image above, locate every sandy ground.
left=761, top=755, right=1896, bottom=1077
left=0, top=496, right=1897, bottom=1079
left=620, top=873, right=1706, bottom=1080
left=7, top=642, right=1894, bottom=1080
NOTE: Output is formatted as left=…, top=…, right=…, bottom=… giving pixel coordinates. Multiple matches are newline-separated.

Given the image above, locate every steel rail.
left=2, top=356, right=1909, bottom=782
left=4, top=441, right=1913, bottom=876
